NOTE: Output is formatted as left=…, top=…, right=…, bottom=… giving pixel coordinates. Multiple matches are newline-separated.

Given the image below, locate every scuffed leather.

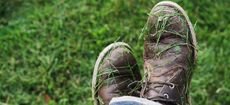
left=143, top=5, right=195, bottom=105
left=97, top=47, right=141, bottom=105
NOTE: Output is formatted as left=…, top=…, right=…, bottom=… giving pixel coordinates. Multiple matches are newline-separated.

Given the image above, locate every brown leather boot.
left=142, top=1, right=197, bottom=105
left=92, top=42, right=142, bottom=105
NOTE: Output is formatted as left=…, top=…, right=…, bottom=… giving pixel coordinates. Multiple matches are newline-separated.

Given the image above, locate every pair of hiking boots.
left=92, top=1, right=197, bottom=105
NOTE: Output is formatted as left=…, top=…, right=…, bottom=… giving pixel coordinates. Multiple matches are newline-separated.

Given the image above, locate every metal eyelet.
left=163, top=94, right=169, bottom=99
left=169, top=83, right=175, bottom=89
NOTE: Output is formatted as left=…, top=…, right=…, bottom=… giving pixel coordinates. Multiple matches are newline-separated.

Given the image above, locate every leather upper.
left=96, top=46, right=141, bottom=105
left=142, top=5, right=195, bottom=105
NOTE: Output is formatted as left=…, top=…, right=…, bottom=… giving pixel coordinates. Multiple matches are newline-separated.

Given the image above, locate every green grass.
left=0, top=0, right=229, bottom=104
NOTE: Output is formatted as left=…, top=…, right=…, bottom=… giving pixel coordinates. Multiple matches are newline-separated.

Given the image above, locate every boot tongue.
left=144, top=76, right=167, bottom=98
left=144, top=61, right=176, bottom=99
left=145, top=83, right=162, bottom=98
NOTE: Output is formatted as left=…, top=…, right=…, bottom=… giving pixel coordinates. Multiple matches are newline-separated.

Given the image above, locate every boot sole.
left=152, top=1, right=197, bottom=60
left=92, top=42, right=131, bottom=105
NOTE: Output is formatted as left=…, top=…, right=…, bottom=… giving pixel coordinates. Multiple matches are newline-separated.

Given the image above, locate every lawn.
left=0, top=0, right=229, bottom=105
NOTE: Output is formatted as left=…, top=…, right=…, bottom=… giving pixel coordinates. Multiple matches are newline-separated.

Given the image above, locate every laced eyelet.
left=163, top=94, right=169, bottom=99
left=169, top=83, right=175, bottom=89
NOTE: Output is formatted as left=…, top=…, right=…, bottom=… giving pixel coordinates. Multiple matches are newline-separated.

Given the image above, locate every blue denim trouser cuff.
left=109, top=96, right=162, bottom=105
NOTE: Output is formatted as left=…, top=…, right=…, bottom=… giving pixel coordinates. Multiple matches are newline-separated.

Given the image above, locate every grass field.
left=0, top=0, right=229, bottom=104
